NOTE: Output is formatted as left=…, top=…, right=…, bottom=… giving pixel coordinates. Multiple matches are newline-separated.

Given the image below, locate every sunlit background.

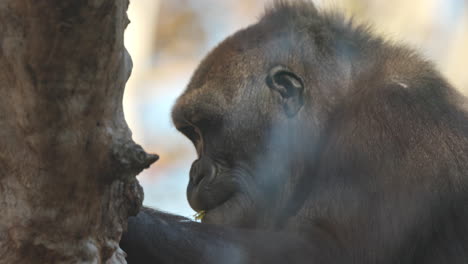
left=123, top=0, right=468, bottom=219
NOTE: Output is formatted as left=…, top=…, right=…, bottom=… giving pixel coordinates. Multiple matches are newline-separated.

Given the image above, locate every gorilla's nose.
left=189, top=157, right=216, bottom=185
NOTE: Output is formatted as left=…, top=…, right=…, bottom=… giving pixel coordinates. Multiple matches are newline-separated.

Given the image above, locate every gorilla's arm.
left=120, top=207, right=338, bottom=264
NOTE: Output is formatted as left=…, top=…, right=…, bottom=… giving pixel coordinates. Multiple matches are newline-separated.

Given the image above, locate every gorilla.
left=120, top=1, right=468, bottom=263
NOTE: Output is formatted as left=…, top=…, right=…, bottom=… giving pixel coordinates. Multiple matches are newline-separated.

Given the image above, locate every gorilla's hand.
left=120, top=207, right=338, bottom=264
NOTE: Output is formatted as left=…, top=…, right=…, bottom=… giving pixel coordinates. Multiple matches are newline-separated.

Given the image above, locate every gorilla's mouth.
left=200, top=193, right=240, bottom=224
left=186, top=161, right=252, bottom=226
left=188, top=186, right=235, bottom=213
left=200, top=192, right=256, bottom=227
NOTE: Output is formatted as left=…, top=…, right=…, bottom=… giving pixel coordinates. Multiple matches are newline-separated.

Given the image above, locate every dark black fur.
left=121, top=1, right=468, bottom=263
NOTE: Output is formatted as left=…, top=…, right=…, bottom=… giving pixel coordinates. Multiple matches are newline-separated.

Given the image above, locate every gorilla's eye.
left=179, top=125, right=201, bottom=145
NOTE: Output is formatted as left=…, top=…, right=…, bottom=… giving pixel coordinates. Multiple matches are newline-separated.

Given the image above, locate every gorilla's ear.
left=266, top=65, right=304, bottom=117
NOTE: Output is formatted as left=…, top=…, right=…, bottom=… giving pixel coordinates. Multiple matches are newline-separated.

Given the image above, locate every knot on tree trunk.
left=112, top=140, right=159, bottom=177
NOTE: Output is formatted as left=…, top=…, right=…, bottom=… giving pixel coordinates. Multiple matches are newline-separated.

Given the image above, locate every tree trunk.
left=0, top=1, right=156, bottom=263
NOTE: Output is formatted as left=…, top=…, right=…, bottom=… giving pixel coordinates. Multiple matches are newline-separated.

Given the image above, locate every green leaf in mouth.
left=193, top=210, right=206, bottom=221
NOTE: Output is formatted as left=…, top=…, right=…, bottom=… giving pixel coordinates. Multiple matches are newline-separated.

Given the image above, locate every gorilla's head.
left=171, top=1, right=424, bottom=228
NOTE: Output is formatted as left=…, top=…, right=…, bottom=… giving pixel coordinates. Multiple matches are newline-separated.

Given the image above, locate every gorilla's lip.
left=195, top=189, right=235, bottom=213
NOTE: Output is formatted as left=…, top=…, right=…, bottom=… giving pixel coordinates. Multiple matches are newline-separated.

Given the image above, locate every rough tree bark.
left=0, top=1, right=157, bottom=263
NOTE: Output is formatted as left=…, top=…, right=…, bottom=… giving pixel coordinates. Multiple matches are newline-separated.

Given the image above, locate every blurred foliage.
left=154, top=0, right=206, bottom=59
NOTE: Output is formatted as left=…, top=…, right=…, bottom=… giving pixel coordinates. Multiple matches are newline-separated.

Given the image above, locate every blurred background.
left=123, top=0, right=468, bottom=219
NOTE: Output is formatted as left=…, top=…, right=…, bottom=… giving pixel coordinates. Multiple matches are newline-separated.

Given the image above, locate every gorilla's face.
left=172, top=26, right=310, bottom=228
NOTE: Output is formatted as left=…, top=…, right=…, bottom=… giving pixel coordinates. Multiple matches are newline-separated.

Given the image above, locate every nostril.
left=189, top=159, right=204, bottom=185
left=189, top=158, right=215, bottom=186
left=190, top=169, right=203, bottom=185
left=192, top=173, right=204, bottom=185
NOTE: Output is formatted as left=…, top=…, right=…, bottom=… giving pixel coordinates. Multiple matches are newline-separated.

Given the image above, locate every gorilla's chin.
left=202, top=193, right=256, bottom=228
